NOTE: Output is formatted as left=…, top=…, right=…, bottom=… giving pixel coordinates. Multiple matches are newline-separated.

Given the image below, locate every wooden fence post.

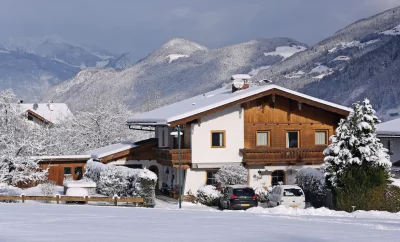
left=114, top=196, right=118, bottom=206
left=56, top=195, right=60, bottom=204
left=21, top=194, right=25, bottom=204
left=85, top=196, right=88, bottom=204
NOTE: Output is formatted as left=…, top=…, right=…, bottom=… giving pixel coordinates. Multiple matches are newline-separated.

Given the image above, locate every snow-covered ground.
left=0, top=201, right=399, bottom=242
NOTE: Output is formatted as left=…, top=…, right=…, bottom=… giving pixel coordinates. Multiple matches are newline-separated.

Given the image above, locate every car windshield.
left=283, top=188, right=303, bottom=197
left=233, top=188, right=255, bottom=196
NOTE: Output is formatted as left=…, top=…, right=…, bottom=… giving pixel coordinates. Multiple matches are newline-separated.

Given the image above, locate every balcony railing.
left=240, top=147, right=325, bottom=165
left=154, top=148, right=192, bottom=169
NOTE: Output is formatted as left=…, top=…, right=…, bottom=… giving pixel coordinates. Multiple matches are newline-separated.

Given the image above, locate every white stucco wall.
left=248, top=165, right=322, bottom=189
left=191, top=105, right=244, bottom=165
left=183, top=169, right=206, bottom=194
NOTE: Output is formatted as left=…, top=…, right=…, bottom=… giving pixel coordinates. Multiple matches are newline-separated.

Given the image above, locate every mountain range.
left=0, top=35, right=117, bottom=100
left=44, top=37, right=306, bottom=111
left=2, top=6, right=400, bottom=121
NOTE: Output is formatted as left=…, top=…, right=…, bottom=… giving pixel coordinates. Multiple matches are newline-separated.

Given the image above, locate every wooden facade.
left=154, top=148, right=192, bottom=169
left=39, top=158, right=89, bottom=186
left=241, top=93, right=345, bottom=165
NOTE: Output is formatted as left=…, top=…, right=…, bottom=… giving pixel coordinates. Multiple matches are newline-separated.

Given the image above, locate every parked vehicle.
left=268, top=185, right=305, bottom=209
left=218, top=185, right=258, bottom=210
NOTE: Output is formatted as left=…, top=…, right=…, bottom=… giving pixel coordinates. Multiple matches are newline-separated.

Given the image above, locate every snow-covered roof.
left=20, top=103, right=73, bottom=124
left=31, top=155, right=91, bottom=161
left=127, top=84, right=352, bottom=125
left=377, top=118, right=400, bottom=136
left=85, top=141, right=138, bottom=160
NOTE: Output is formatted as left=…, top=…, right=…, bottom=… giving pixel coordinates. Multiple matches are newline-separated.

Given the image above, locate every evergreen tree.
left=323, top=98, right=391, bottom=189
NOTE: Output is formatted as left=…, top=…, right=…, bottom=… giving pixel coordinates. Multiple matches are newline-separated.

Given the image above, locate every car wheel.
left=218, top=201, right=223, bottom=209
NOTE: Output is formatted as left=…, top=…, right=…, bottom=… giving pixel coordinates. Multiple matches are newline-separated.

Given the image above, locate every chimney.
left=231, top=74, right=251, bottom=93
left=47, top=102, right=54, bottom=111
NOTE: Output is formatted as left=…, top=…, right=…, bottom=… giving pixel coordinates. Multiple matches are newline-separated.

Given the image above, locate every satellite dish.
left=233, top=79, right=245, bottom=89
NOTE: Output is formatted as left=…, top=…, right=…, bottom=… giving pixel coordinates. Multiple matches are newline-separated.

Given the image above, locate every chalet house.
left=19, top=102, right=73, bottom=125
left=377, top=118, right=400, bottom=178
left=127, top=76, right=352, bottom=195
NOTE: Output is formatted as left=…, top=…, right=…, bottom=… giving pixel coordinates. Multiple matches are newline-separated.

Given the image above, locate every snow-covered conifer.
left=323, top=98, right=391, bottom=188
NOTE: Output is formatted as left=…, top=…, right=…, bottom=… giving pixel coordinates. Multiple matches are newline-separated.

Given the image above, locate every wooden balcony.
left=240, top=147, right=325, bottom=166
left=154, top=148, right=192, bottom=169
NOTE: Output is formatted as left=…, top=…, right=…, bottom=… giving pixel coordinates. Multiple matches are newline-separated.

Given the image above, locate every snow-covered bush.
left=84, top=162, right=157, bottom=207
left=40, top=180, right=57, bottom=196
left=296, top=168, right=326, bottom=208
left=98, top=166, right=131, bottom=197
left=253, top=186, right=269, bottom=203
left=135, top=168, right=158, bottom=207
left=84, top=160, right=108, bottom=183
left=214, top=165, right=248, bottom=185
left=196, top=185, right=221, bottom=206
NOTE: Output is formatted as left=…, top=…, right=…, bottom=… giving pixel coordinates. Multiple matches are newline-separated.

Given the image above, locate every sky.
left=1, top=0, right=400, bottom=59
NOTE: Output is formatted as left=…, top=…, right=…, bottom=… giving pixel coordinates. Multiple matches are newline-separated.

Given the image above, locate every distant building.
left=377, top=118, right=400, bottom=178
left=19, top=102, right=74, bottom=125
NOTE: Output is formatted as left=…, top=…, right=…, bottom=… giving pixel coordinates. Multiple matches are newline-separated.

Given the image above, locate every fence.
left=0, top=195, right=144, bottom=206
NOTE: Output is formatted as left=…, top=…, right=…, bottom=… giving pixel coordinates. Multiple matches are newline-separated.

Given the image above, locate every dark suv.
left=218, top=185, right=258, bottom=210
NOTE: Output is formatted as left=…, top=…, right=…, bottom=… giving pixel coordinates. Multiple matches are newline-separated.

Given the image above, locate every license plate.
left=241, top=204, right=250, bottom=207
left=290, top=205, right=298, bottom=208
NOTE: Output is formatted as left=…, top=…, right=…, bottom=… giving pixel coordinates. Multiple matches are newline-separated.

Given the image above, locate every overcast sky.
left=1, top=0, right=400, bottom=58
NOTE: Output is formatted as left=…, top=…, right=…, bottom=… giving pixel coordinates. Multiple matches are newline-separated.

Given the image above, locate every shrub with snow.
left=196, top=185, right=221, bottom=206
left=40, top=180, right=57, bottom=196
left=214, top=165, right=248, bottom=186
left=296, top=168, right=326, bottom=208
left=253, top=186, right=269, bottom=203
left=83, top=160, right=108, bottom=183
left=84, top=162, right=157, bottom=207
left=98, top=166, right=130, bottom=197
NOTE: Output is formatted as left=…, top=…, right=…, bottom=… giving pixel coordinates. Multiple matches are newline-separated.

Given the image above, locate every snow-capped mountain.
left=253, top=6, right=400, bottom=120
left=3, top=35, right=115, bottom=68
left=45, top=37, right=307, bottom=110
left=0, top=35, right=116, bottom=100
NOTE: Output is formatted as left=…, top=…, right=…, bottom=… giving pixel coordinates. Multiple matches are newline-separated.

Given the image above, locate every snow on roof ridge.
left=85, top=141, right=138, bottom=160
left=377, top=118, right=400, bottom=135
left=127, top=83, right=352, bottom=125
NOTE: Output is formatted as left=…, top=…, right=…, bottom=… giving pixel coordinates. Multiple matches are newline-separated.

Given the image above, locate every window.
left=27, top=115, right=33, bottom=121
left=211, top=131, right=225, bottom=148
left=74, top=167, right=83, bottom=175
left=206, top=171, right=218, bottom=185
left=271, top=170, right=285, bottom=186
left=315, top=131, right=327, bottom=145
left=162, top=128, right=166, bottom=147
left=388, top=140, right=394, bottom=155
left=283, top=188, right=303, bottom=197
left=256, top=131, right=269, bottom=146
left=233, top=188, right=255, bottom=197
left=63, top=167, right=71, bottom=175
left=286, top=131, right=299, bottom=148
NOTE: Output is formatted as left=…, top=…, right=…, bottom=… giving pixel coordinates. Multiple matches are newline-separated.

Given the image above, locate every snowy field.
left=0, top=200, right=398, bottom=242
